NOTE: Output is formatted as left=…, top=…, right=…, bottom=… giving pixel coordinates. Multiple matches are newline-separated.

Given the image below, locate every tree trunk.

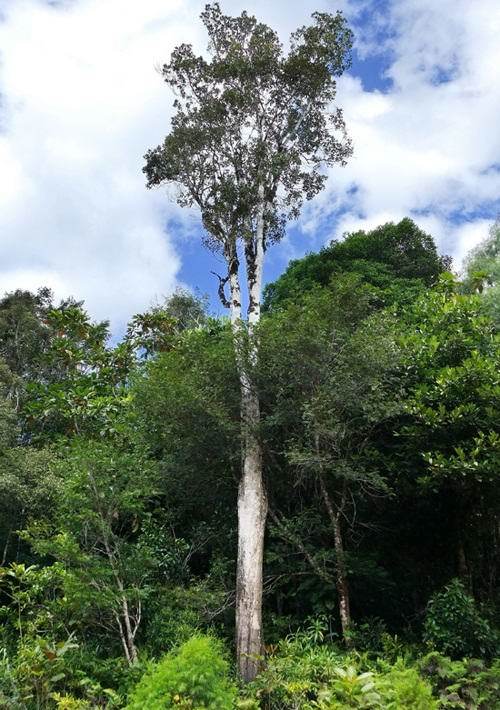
left=318, top=471, right=352, bottom=645
left=236, top=379, right=267, bottom=681
left=120, top=592, right=139, bottom=665
left=89, top=470, right=140, bottom=666
left=228, top=188, right=268, bottom=682
left=332, top=506, right=352, bottom=645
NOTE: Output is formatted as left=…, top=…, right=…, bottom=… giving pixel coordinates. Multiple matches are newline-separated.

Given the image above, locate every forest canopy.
left=0, top=218, right=498, bottom=708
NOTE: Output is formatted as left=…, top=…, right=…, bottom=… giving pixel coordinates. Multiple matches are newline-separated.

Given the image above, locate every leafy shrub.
left=376, top=666, right=437, bottom=709
left=423, top=580, right=499, bottom=659
left=1, top=636, right=124, bottom=709
left=315, top=665, right=382, bottom=708
left=142, top=584, right=223, bottom=658
left=244, top=630, right=343, bottom=708
left=348, top=617, right=388, bottom=653
left=126, top=635, right=237, bottom=709
left=0, top=648, right=24, bottom=709
left=420, top=652, right=500, bottom=709
left=50, top=694, right=91, bottom=709
left=11, top=635, right=80, bottom=708
left=244, top=630, right=436, bottom=709
left=69, top=648, right=135, bottom=702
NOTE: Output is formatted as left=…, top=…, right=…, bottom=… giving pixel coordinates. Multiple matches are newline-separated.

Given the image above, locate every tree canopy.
left=263, top=217, right=452, bottom=310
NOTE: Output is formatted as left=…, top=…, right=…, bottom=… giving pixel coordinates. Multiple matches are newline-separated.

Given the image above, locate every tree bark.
left=236, top=379, right=267, bottom=681
left=229, top=187, right=268, bottom=682
left=318, top=471, right=352, bottom=645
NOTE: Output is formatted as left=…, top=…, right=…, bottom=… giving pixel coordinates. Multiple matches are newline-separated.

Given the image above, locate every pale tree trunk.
left=104, top=539, right=140, bottom=665
left=227, top=185, right=268, bottom=682
left=236, top=377, right=267, bottom=681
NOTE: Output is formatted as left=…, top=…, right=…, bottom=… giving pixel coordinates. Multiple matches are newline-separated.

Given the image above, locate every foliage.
left=144, top=3, right=353, bottom=252
left=25, top=438, right=160, bottom=665
left=0, top=648, right=23, bottom=708
left=263, top=218, right=450, bottom=310
left=424, top=580, right=499, bottom=659
left=0, top=445, right=59, bottom=565
left=420, top=652, right=500, bottom=709
left=374, top=666, right=437, bottom=709
left=462, top=221, right=500, bottom=324
left=0, top=288, right=54, bottom=388
left=126, top=289, right=208, bottom=357
left=243, top=629, right=437, bottom=709
left=23, top=304, right=133, bottom=440
left=390, top=281, right=500, bottom=609
left=126, top=635, right=237, bottom=709
left=258, top=284, right=401, bottom=638
left=0, top=216, right=499, bottom=699
left=243, top=630, right=344, bottom=709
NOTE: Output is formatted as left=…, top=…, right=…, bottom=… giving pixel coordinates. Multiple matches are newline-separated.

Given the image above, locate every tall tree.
left=144, top=2, right=352, bottom=680
left=263, top=218, right=451, bottom=311
left=259, top=282, right=400, bottom=642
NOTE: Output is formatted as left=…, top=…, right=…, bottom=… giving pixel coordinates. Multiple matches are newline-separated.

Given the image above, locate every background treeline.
left=0, top=218, right=498, bottom=708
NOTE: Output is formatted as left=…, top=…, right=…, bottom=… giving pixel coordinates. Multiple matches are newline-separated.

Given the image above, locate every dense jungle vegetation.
left=1, top=3, right=499, bottom=708
left=0, top=218, right=498, bottom=708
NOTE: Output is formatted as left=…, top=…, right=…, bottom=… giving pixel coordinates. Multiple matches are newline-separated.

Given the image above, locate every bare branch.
left=210, top=270, right=231, bottom=308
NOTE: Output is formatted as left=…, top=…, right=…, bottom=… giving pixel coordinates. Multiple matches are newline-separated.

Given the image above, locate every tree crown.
left=144, top=2, right=353, bottom=252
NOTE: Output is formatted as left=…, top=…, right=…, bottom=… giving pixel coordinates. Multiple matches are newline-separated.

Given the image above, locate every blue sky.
left=0, top=0, right=499, bottom=329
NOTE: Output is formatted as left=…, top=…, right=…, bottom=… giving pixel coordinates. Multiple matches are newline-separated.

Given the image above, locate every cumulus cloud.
left=0, top=0, right=498, bottom=330
left=0, top=0, right=327, bottom=328
left=305, top=0, right=500, bottom=268
left=0, top=0, right=196, bottom=328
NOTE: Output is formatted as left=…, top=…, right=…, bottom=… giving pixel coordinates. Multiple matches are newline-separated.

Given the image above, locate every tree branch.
left=210, top=271, right=231, bottom=308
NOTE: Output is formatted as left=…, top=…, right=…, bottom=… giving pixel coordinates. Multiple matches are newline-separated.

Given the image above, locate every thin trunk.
left=457, top=538, right=468, bottom=580
left=91, top=475, right=139, bottom=666
left=1, top=529, right=12, bottom=566
left=318, top=470, right=352, bottom=645
left=105, top=546, right=139, bottom=664
left=455, top=500, right=471, bottom=590
left=229, top=189, right=268, bottom=682
left=114, top=612, right=132, bottom=665
left=118, top=583, right=139, bottom=665
left=332, top=504, right=352, bottom=645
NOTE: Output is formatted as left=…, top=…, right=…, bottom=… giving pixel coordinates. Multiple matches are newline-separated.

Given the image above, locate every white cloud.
left=0, top=0, right=498, bottom=332
left=0, top=0, right=195, bottom=329
left=304, top=0, right=500, bottom=269
left=0, top=0, right=328, bottom=329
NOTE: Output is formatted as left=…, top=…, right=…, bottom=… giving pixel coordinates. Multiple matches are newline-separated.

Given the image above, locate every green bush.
left=126, top=635, right=237, bottom=709
left=315, top=665, right=382, bottom=708
left=423, top=580, right=499, bottom=659
left=420, top=652, right=500, bottom=709
left=142, top=584, right=228, bottom=658
left=376, top=666, right=437, bottom=709
left=348, top=617, right=388, bottom=653
left=0, top=648, right=24, bottom=709
left=50, top=694, right=91, bottom=709
left=244, top=631, right=436, bottom=709
left=244, top=630, right=342, bottom=709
